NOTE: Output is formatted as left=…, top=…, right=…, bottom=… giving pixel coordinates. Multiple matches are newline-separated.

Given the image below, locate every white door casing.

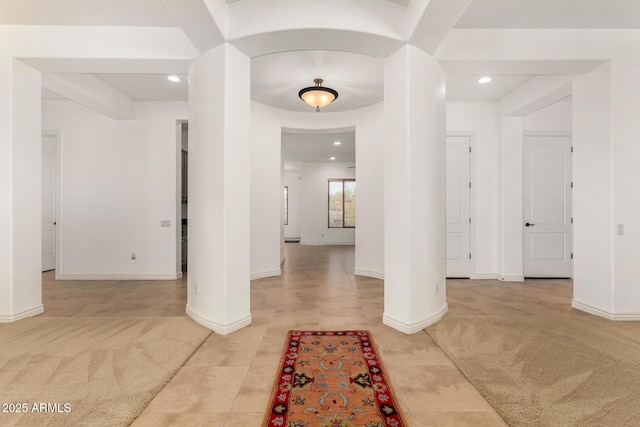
left=42, top=134, right=57, bottom=272
left=446, top=136, right=470, bottom=278
left=523, top=135, right=573, bottom=277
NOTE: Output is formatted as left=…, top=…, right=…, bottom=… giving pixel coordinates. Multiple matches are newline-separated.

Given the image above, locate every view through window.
left=328, top=179, right=355, bottom=228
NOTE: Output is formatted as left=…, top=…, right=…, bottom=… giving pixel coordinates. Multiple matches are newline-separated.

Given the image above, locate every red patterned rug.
left=263, top=330, right=406, bottom=427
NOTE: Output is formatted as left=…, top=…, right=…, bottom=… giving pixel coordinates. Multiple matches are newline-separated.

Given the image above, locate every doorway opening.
left=446, top=133, right=474, bottom=279
left=523, top=133, right=573, bottom=278
left=41, top=131, right=61, bottom=274
left=281, top=128, right=356, bottom=251
left=177, top=121, right=188, bottom=274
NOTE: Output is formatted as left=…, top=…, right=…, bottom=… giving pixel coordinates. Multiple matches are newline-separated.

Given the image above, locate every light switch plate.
left=161, top=220, right=171, bottom=228
left=617, top=224, right=624, bottom=235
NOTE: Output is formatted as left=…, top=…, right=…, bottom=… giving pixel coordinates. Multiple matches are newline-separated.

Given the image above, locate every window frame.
left=327, top=178, right=356, bottom=229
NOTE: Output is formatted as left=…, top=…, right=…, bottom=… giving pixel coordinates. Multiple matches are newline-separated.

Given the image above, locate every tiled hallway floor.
left=42, top=244, right=575, bottom=426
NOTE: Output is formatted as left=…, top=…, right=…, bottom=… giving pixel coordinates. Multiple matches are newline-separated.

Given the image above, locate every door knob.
left=53, top=221, right=57, bottom=225
left=525, top=222, right=535, bottom=227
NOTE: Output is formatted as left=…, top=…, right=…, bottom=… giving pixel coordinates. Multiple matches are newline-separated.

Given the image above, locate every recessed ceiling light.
left=333, top=141, right=341, bottom=146
left=330, top=157, right=336, bottom=160
left=168, top=75, right=181, bottom=83
left=478, top=76, right=492, bottom=84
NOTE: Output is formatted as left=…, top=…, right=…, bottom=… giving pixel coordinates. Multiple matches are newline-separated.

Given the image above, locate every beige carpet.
left=427, top=314, right=640, bottom=427
left=0, top=317, right=211, bottom=427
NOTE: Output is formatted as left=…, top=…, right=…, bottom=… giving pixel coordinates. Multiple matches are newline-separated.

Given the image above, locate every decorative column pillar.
left=383, top=45, right=447, bottom=334
left=0, top=58, right=43, bottom=322
left=186, top=44, right=252, bottom=334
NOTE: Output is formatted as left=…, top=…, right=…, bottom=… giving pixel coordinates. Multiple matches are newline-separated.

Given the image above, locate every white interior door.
left=524, top=136, right=572, bottom=277
left=446, top=136, right=470, bottom=278
left=42, top=134, right=57, bottom=272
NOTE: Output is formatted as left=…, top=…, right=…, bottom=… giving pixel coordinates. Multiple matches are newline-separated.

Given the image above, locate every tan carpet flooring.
left=427, top=314, right=640, bottom=427
left=0, top=317, right=211, bottom=427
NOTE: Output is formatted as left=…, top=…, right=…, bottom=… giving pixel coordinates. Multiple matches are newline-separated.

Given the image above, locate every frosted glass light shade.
left=298, top=78, right=338, bottom=111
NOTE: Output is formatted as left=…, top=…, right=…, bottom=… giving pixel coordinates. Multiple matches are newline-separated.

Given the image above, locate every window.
left=284, top=186, right=288, bottom=225
left=328, top=179, right=356, bottom=228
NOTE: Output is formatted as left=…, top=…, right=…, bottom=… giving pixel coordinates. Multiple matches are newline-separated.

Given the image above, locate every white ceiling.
left=42, top=87, right=68, bottom=101
left=31, top=0, right=633, bottom=105
left=251, top=50, right=383, bottom=113
left=282, top=131, right=356, bottom=172
left=0, top=0, right=177, bottom=27
left=456, top=0, right=640, bottom=29
left=227, top=0, right=408, bottom=5
left=446, top=75, right=534, bottom=102
left=95, top=74, right=188, bottom=101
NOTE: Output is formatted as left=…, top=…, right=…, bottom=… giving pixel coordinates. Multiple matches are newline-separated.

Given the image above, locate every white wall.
left=446, top=102, right=499, bottom=278
left=524, top=100, right=572, bottom=132
left=300, top=162, right=356, bottom=245
left=250, top=101, right=384, bottom=279
left=283, top=171, right=301, bottom=239
left=572, top=63, right=614, bottom=313
left=250, top=102, right=283, bottom=279
left=610, top=60, right=640, bottom=316
left=0, top=59, right=43, bottom=321
left=41, top=99, right=187, bottom=279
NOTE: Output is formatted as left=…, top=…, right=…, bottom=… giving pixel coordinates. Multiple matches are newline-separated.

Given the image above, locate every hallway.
left=40, top=244, right=575, bottom=426
left=130, top=244, right=506, bottom=426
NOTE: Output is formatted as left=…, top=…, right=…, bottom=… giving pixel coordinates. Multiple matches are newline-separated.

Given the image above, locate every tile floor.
left=41, top=244, right=577, bottom=426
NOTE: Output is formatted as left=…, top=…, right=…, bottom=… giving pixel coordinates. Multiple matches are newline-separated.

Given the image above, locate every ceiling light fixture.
left=330, top=157, right=336, bottom=160
left=333, top=141, right=341, bottom=146
left=478, top=76, right=492, bottom=84
left=168, top=75, right=181, bottom=82
left=299, top=78, right=338, bottom=112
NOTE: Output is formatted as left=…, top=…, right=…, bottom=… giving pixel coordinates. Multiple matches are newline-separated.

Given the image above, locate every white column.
left=0, top=58, right=43, bottom=322
left=499, top=116, right=524, bottom=281
left=383, top=45, right=447, bottom=334
left=186, top=44, right=252, bottom=334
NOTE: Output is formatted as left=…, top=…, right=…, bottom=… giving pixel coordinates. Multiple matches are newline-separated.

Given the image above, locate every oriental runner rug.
left=263, top=330, right=406, bottom=427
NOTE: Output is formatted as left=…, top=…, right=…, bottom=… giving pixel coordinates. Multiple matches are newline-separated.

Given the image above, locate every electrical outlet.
left=131, top=253, right=136, bottom=263
left=617, top=224, right=624, bottom=235
left=160, top=220, right=171, bottom=227
left=321, top=233, right=324, bottom=237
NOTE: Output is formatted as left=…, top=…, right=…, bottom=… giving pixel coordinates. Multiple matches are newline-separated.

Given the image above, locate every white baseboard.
left=382, top=303, right=448, bottom=334
left=250, top=270, right=281, bottom=280
left=281, top=255, right=285, bottom=265
left=0, top=304, right=44, bottom=323
left=572, top=299, right=640, bottom=321
left=299, top=241, right=355, bottom=246
left=186, top=305, right=252, bottom=335
left=354, top=269, right=384, bottom=280
left=57, top=273, right=183, bottom=280
left=499, top=276, right=525, bottom=282
left=471, top=274, right=499, bottom=280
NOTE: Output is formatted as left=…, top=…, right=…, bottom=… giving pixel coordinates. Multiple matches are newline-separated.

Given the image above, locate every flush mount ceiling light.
left=298, top=78, right=338, bottom=112
left=478, top=76, right=492, bottom=84
left=167, top=75, right=181, bottom=82
left=333, top=141, right=341, bottom=145
left=330, top=157, right=336, bottom=160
